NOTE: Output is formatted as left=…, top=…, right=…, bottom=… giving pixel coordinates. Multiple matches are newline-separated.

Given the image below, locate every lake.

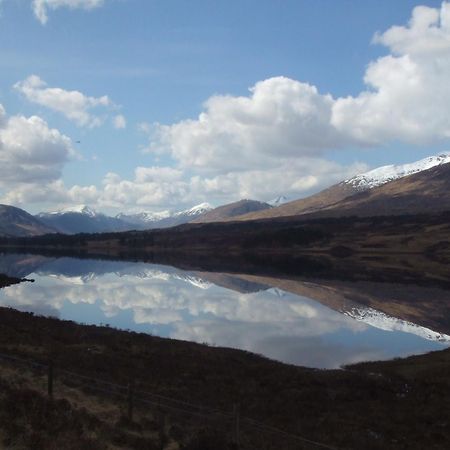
left=0, top=252, right=449, bottom=369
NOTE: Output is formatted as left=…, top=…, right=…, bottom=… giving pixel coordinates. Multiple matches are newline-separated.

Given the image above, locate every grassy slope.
left=0, top=305, right=449, bottom=449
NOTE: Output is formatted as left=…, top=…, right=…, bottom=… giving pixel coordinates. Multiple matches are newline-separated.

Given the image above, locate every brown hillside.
left=222, top=183, right=358, bottom=222
left=193, top=199, right=271, bottom=223
left=309, top=163, right=450, bottom=218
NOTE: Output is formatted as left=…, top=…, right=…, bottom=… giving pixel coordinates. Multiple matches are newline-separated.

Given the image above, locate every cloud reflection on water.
left=0, top=256, right=447, bottom=368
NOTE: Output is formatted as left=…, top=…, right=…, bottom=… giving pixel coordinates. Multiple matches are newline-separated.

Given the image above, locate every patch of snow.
left=268, top=196, right=289, bottom=207
left=343, top=305, right=450, bottom=343
left=117, top=210, right=171, bottom=223
left=40, top=205, right=99, bottom=217
left=344, top=153, right=450, bottom=190
left=175, top=202, right=213, bottom=217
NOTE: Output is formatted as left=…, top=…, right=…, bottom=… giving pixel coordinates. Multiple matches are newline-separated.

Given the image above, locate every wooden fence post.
left=127, top=381, right=134, bottom=421
left=47, top=360, right=54, bottom=398
left=233, top=403, right=240, bottom=449
left=158, top=403, right=166, bottom=450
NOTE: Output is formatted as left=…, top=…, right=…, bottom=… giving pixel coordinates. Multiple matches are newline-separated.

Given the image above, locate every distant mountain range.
left=0, top=152, right=449, bottom=237
left=35, top=202, right=215, bottom=235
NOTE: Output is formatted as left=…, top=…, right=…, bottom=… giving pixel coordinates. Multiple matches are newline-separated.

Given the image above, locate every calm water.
left=0, top=253, right=449, bottom=369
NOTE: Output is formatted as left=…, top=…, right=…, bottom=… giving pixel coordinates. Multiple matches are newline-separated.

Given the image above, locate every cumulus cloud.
left=332, top=2, right=450, bottom=144
left=1, top=180, right=99, bottom=207
left=150, top=77, right=350, bottom=173
left=147, top=2, right=450, bottom=167
left=14, top=75, right=113, bottom=128
left=32, top=0, right=105, bottom=25
left=0, top=104, right=73, bottom=191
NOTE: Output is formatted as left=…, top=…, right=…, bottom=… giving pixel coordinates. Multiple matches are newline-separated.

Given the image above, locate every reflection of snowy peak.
left=344, top=153, right=450, bottom=190
left=121, top=268, right=212, bottom=289
left=267, top=288, right=286, bottom=298
left=173, top=274, right=212, bottom=290
left=48, top=273, right=97, bottom=285
left=343, top=306, right=450, bottom=343
left=45, top=262, right=213, bottom=290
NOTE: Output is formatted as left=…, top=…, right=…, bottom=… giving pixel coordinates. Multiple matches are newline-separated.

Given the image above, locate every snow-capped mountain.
left=268, top=196, right=289, bottom=207
left=117, top=210, right=171, bottom=225
left=344, top=153, right=450, bottom=190
left=36, top=205, right=132, bottom=234
left=226, top=152, right=450, bottom=221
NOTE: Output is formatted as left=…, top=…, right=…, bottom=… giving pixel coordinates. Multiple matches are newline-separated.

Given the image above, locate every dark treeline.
left=1, top=211, right=450, bottom=252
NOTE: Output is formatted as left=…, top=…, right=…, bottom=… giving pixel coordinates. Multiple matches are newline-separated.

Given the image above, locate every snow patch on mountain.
left=343, top=305, right=450, bottom=343
left=175, top=202, right=213, bottom=217
left=117, top=210, right=171, bottom=224
left=344, top=153, right=450, bottom=190
left=39, top=205, right=99, bottom=218
left=268, top=196, right=289, bottom=207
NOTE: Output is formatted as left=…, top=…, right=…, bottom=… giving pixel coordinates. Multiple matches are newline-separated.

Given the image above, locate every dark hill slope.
left=0, top=205, right=55, bottom=237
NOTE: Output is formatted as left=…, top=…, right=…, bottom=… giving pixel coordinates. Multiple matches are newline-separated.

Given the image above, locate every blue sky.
left=0, top=0, right=448, bottom=214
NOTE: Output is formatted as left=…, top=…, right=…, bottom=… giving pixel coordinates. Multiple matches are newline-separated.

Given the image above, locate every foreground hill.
left=192, top=199, right=272, bottom=223
left=231, top=153, right=450, bottom=221
left=0, top=204, right=55, bottom=237
left=0, top=303, right=449, bottom=449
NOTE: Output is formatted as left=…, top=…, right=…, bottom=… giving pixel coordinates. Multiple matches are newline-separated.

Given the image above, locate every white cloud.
left=0, top=104, right=73, bottom=190
left=32, top=0, right=105, bottom=25
left=113, top=114, right=126, bottom=129
left=150, top=77, right=350, bottom=173
left=14, top=75, right=113, bottom=128
left=332, top=2, right=450, bottom=145
left=88, top=159, right=366, bottom=212
left=0, top=179, right=99, bottom=208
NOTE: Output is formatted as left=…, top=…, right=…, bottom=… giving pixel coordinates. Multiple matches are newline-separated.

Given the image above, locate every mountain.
left=0, top=204, right=56, bottom=237
left=343, top=153, right=450, bottom=190
left=140, top=202, right=214, bottom=228
left=192, top=199, right=272, bottom=223
left=36, top=203, right=213, bottom=234
left=36, top=205, right=131, bottom=234
left=307, top=162, right=450, bottom=218
left=116, top=210, right=171, bottom=228
left=228, top=153, right=450, bottom=222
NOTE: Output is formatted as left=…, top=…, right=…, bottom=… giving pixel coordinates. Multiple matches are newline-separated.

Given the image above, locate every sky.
left=0, top=0, right=449, bottom=214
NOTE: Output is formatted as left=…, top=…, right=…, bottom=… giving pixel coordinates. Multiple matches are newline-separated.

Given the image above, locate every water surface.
left=0, top=253, right=448, bottom=369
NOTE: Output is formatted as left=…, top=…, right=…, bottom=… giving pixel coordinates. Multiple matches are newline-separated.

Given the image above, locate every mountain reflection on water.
left=0, top=253, right=449, bottom=369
